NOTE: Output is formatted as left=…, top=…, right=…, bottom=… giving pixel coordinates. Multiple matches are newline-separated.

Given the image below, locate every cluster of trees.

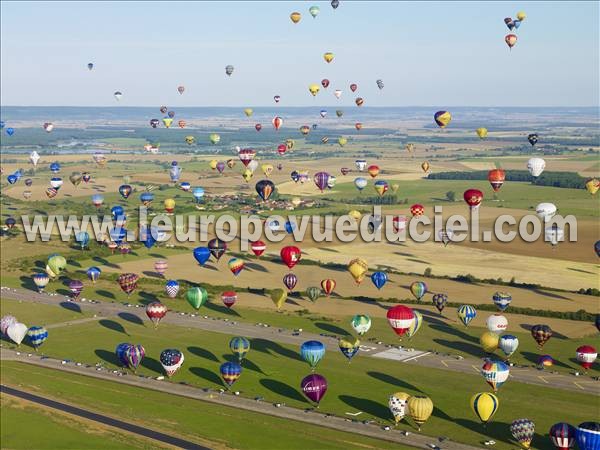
left=428, top=170, right=587, bottom=189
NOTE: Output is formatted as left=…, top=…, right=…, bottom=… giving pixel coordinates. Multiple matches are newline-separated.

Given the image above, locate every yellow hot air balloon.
left=476, top=127, right=488, bottom=139
left=407, top=396, right=433, bottom=431
left=162, top=118, right=173, bottom=128
left=164, top=198, right=176, bottom=214
left=308, top=84, right=320, bottom=97
left=323, top=52, right=334, bottom=63
left=585, top=178, right=599, bottom=195
left=434, top=111, right=452, bottom=129
left=391, top=184, right=400, bottom=193
left=338, top=137, right=348, bottom=147
left=480, top=331, right=499, bottom=353
left=270, top=288, right=287, bottom=310
left=242, top=169, right=253, bottom=182
left=421, top=161, right=430, bottom=173
left=261, top=164, right=274, bottom=177
left=348, top=210, right=362, bottom=221
left=348, top=258, right=368, bottom=285
left=290, top=12, right=301, bottom=23
left=209, top=133, right=221, bottom=144
left=516, top=11, right=526, bottom=21
left=209, top=159, right=218, bottom=170
left=470, top=392, right=499, bottom=424
left=244, top=108, right=253, bottom=117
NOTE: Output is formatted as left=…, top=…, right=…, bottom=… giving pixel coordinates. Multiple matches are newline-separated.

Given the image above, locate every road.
left=1, top=349, right=476, bottom=450
left=1, top=286, right=598, bottom=395
left=1, top=384, right=209, bottom=450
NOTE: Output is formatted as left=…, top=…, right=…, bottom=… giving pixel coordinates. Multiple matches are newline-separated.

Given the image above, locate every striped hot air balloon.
left=470, top=392, right=499, bottom=424
left=458, top=305, right=477, bottom=327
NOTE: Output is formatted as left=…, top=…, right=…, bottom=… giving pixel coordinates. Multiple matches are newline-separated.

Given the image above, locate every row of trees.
left=428, top=170, right=588, bottom=189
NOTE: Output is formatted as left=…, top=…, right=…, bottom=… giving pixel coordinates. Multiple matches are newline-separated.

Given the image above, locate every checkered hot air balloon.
left=510, top=419, right=535, bottom=449
left=117, top=273, right=139, bottom=297
left=164, top=280, right=180, bottom=298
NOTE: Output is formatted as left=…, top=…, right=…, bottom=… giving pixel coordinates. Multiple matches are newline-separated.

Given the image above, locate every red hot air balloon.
left=146, top=301, right=167, bottom=328
left=321, top=279, right=336, bottom=296
left=277, top=144, right=287, bottom=155
left=239, top=148, right=256, bottom=167
left=367, top=165, right=380, bottom=178
left=386, top=305, right=415, bottom=337
left=340, top=167, right=351, bottom=175
left=505, top=34, right=517, bottom=50
left=221, top=291, right=237, bottom=308
left=117, top=273, right=139, bottom=297
left=410, top=204, right=425, bottom=217
left=283, top=273, right=298, bottom=291
left=280, top=246, right=301, bottom=270
left=321, top=79, right=330, bottom=88
left=355, top=122, right=363, bottom=131
left=463, top=189, right=483, bottom=209
left=488, top=169, right=506, bottom=192
left=255, top=123, right=262, bottom=132
left=314, top=172, right=330, bottom=192
left=250, top=240, right=266, bottom=257
left=272, top=116, right=283, bottom=130
left=301, top=373, right=328, bottom=405
left=350, top=83, right=358, bottom=92
left=576, top=345, right=597, bottom=370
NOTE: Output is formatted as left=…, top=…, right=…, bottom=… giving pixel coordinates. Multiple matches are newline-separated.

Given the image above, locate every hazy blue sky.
left=1, top=1, right=598, bottom=107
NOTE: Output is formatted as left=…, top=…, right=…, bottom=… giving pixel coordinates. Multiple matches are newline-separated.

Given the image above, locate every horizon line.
left=2, top=105, right=599, bottom=109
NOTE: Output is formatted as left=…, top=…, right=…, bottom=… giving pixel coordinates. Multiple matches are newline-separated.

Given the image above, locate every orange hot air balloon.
left=355, top=122, right=363, bottom=131
left=321, top=279, right=336, bottom=296
left=488, top=169, right=506, bottom=192
left=505, top=34, right=517, bottom=49
left=290, top=12, right=301, bottom=23
left=410, top=204, right=425, bottom=217
left=367, top=165, right=380, bottom=178
left=421, top=161, right=430, bottom=173
left=272, top=116, right=283, bottom=131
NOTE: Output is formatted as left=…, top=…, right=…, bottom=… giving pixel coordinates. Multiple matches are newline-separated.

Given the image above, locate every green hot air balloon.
left=46, top=254, right=67, bottom=279
left=186, top=287, right=208, bottom=310
left=306, top=286, right=321, bottom=302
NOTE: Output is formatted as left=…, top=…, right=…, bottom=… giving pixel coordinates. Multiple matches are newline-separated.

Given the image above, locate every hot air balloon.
left=463, top=189, right=483, bottom=209
left=27, top=326, right=48, bottom=350
left=160, top=349, right=184, bottom=377
left=350, top=314, right=371, bottom=336
left=480, top=332, right=499, bottom=353
left=248, top=241, right=266, bottom=258
left=355, top=97, right=364, bottom=107
left=123, top=344, right=145, bottom=372
left=487, top=314, right=508, bottom=334
left=476, top=127, right=488, bottom=139
left=301, top=340, right=325, bottom=370
left=185, top=287, right=208, bottom=310
left=339, top=337, right=360, bottom=362
left=410, top=281, right=427, bottom=301
left=527, top=133, right=538, bottom=146
left=492, top=292, right=512, bottom=311
left=458, top=305, right=477, bottom=327
left=7, top=323, right=28, bottom=346
left=164, top=198, right=175, bottom=214
left=334, top=90, right=342, bottom=99
left=350, top=83, right=357, bottom=92
left=470, top=392, right=499, bottom=424
left=576, top=345, right=597, bottom=370
left=323, top=52, right=334, bottom=63
left=117, top=273, right=138, bottom=297
left=535, top=202, right=557, bottom=221
left=46, top=254, right=67, bottom=279
left=387, top=305, right=414, bottom=338
left=576, top=422, right=600, bottom=450
left=85, top=266, right=101, bottom=284
left=499, top=335, right=519, bottom=359
left=220, top=361, right=242, bottom=388
left=481, top=360, right=510, bottom=392
left=585, top=178, right=600, bottom=195
left=283, top=272, right=298, bottom=292
left=305, top=286, right=320, bottom=302
left=505, top=34, right=517, bottom=49
left=488, top=169, right=506, bottom=192
left=434, top=111, right=452, bottom=128
left=408, top=396, right=434, bottom=430
left=531, top=324, right=552, bottom=348
left=527, top=157, right=546, bottom=177
left=67, top=279, right=83, bottom=301
left=32, top=273, right=50, bottom=293
left=1, top=316, right=17, bottom=336
left=549, top=423, right=576, bottom=450
left=313, top=172, right=330, bottom=192
left=273, top=95, right=281, bottom=103
left=87, top=62, right=94, bottom=70
left=370, top=271, right=387, bottom=290
left=225, top=65, right=234, bottom=76
left=269, top=288, right=287, bottom=310
left=221, top=291, right=237, bottom=308
left=290, top=11, right=301, bottom=23
left=208, top=238, right=227, bottom=262
left=118, top=184, right=132, bottom=200
left=511, top=419, right=535, bottom=449
left=354, top=177, right=368, bottom=192
left=75, top=231, right=90, bottom=250
left=146, top=301, right=167, bottom=328
left=389, top=392, right=410, bottom=424
left=410, top=204, right=424, bottom=217
left=228, top=258, right=245, bottom=276
left=301, top=373, right=327, bottom=405
left=347, top=258, right=368, bottom=284
left=321, top=279, right=336, bottom=296
left=164, top=280, right=180, bottom=299
left=271, top=116, right=284, bottom=131
left=432, top=293, right=448, bottom=313
left=376, top=79, right=384, bottom=90
left=229, top=337, right=250, bottom=362
left=114, top=91, right=123, bottom=101
left=255, top=179, right=275, bottom=202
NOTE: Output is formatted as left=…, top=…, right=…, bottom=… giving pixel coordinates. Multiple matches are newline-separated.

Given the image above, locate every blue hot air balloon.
left=285, top=220, right=296, bottom=234
left=111, top=205, right=125, bottom=220
left=576, top=422, right=600, bottom=450
left=492, top=292, right=512, bottom=312
left=0, top=121, right=4, bottom=128
left=50, top=162, right=61, bottom=173
left=115, top=343, right=131, bottom=366
left=193, top=247, right=211, bottom=266
left=140, top=192, right=154, bottom=207
left=27, top=326, right=48, bottom=349
left=139, top=225, right=156, bottom=249
left=169, top=166, right=182, bottom=183
left=370, top=271, right=388, bottom=290
left=6, top=127, right=15, bottom=136
left=7, top=174, right=17, bottom=184
left=220, top=361, right=242, bottom=388
left=75, top=231, right=90, bottom=249
left=300, top=340, right=325, bottom=371
left=109, top=227, right=127, bottom=245
left=86, top=266, right=101, bottom=283
left=458, top=305, right=477, bottom=327
left=192, top=187, right=205, bottom=203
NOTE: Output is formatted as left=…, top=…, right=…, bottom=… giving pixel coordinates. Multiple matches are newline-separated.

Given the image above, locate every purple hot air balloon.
left=216, top=161, right=226, bottom=174
left=68, top=279, right=84, bottom=301
left=301, top=373, right=328, bottom=405
left=283, top=273, right=298, bottom=292
left=313, top=172, right=330, bottom=192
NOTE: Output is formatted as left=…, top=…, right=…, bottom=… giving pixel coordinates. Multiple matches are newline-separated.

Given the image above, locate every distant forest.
left=427, top=170, right=589, bottom=189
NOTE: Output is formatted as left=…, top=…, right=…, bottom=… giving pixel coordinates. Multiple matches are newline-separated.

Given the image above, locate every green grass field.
left=1, top=303, right=596, bottom=450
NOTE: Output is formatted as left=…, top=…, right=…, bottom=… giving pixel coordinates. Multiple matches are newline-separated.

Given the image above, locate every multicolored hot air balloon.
left=410, top=281, right=427, bottom=301
left=511, top=419, right=536, bottom=449
left=488, top=169, right=506, bottom=192
left=86, top=267, right=101, bottom=284
left=531, top=324, right=552, bottom=348
left=321, top=279, right=336, bottom=296
left=458, top=305, right=476, bottom=327
left=117, top=273, right=138, bottom=297
left=221, top=291, right=237, bottom=308
left=338, top=337, right=360, bottom=362
left=146, top=301, right=167, bottom=328
left=27, top=326, right=48, bottom=350
left=389, top=392, right=411, bottom=424
left=351, top=315, right=371, bottom=336
left=434, top=111, right=452, bottom=128
left=228, top=258, right=245, bottom=276
left=576, top=345, right=597, bottom=370
left=432, top=293, right=448, bottom=313
left=549, top=422, right=576, bottom=450
left=464, top=189, right=483, bottom=209
left=220, top=361, right=242, bottom=388
left=124, top=344, right=145, bottom=372
left=255, top=179, right=275, bottom=202
left=160, top=349, right=184, bottom=377
left=301, top=340, right=325, bottom=370
left=230, top=337, right=250, bottom=362
left=481, top=360, right=510, bottom=392
left=32, top=273, right=49, bottom=292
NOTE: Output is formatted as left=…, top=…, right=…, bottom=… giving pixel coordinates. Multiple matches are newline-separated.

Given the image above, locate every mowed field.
left=0, top=298, right=597, bottom=450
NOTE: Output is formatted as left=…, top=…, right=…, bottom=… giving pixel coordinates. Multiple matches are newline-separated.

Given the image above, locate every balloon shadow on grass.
left=433, top=338, right=483, bottom=358
left=19, top=276, right=37, bottom=291
left=141, top=356, right=163, bottom=375
left=142, top=271, right=163, bottom=279
left=59, top=301, right=81, bottom=314
left=244, top=262, right=269, bottom=273
left=430, top=323, right=479, bottom=344
left=520, top=351, right=572, bottom=369
left=138, top=292, right=160, bottom=305
left=187, top=346, right=219, bottom=363
left=117, top=312, right=145, bottom=326
left=314, top=322, right=350, bottom=337
left=367, top=371, right=421, bottom=392
left=99, top=319, right=128, bottom=335
left=148, top=253, right=166, bottom=258
left=222, top=354, right=264, bottom=374
left=204, top=302, right=241, bottom=317
left=95, top=289, right=116, bottom=300
left=67, top=259, right=82, bottom=268
left=92, top=256, right=120, bottom=269
left=190, top=367, right=222, bottom=387
left=251, top=338, right=303, bottom=362
left=260, top=379, right=307, bottom=404
left=56, top=288, right=71, bottom=297
left=338, top=395, right=389, bottom=420
left=95, top=349, right=122, bottom=367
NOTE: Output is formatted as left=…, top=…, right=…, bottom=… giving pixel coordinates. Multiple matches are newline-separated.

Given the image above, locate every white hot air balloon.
left=334, top=89, right=342, bottom=99
left=114, top=91, right=123, bottom=101
left=7, top=322, right=28, bottom=345
left=486, top=314, right=508, bottom=334
left=247, top=160, right=259, bottom=173
left=535, top=203, right=557, bottom=221
left=527, top=157, right=546, bottom=177
left=545, top=226, right=564, bottom=247
left=29, top=151, right=40, bottom=168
